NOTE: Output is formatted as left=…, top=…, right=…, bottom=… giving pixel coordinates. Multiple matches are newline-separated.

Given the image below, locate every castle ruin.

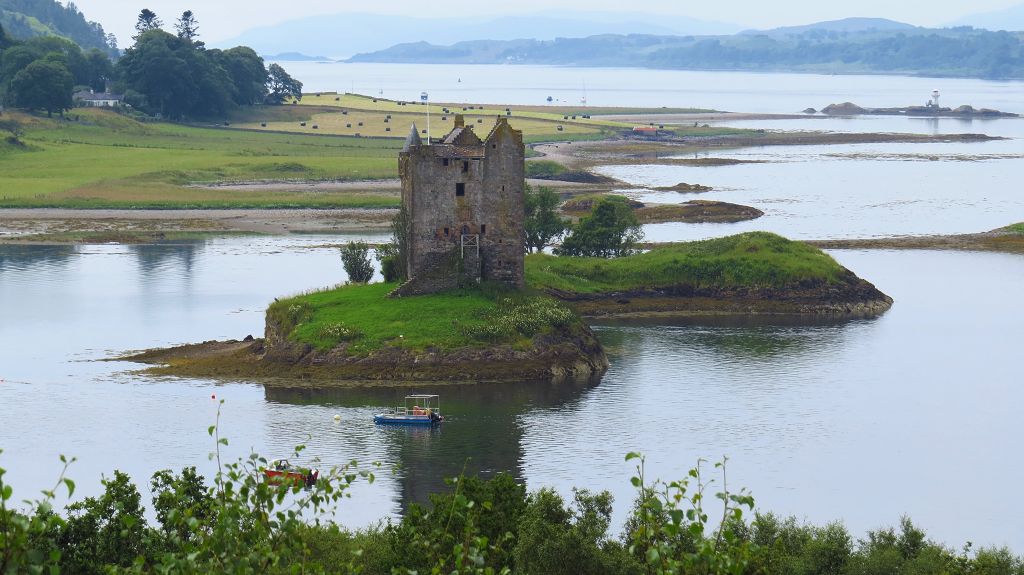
left=391, top=115, right=525, bottom=296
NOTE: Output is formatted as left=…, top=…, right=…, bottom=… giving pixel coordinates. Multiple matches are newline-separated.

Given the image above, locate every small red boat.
left=263, top=459, right=319, bottom=488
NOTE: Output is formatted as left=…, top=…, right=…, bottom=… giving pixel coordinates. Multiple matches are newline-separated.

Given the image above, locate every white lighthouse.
left=930, top=89, right=940, bottom=109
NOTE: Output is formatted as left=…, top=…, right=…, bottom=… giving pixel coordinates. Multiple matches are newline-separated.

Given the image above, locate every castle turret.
left=403, top=123, right=422, bottom=151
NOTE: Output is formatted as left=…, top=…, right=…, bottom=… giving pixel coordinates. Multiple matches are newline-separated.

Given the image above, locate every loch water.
left=2, top=67, right=1023, bottom=549
left=2, top=239, right=1022, bottom=547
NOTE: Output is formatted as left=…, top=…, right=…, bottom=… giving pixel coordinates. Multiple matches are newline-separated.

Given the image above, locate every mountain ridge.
left=346, top=24, right=1024, bottom=80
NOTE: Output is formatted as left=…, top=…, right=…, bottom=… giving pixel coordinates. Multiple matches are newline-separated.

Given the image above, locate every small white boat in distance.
left=374, top=394, right=444, bottom=425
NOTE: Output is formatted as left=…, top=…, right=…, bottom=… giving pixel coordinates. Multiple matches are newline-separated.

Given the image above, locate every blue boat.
left=374, top=394, right=444, bottom=425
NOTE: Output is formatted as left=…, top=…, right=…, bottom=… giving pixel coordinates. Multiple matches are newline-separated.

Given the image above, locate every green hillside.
left=0, top=0, right=115, bottom=53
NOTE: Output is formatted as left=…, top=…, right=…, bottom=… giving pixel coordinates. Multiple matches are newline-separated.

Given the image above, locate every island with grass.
left=128, top=232, right=892, bottom=382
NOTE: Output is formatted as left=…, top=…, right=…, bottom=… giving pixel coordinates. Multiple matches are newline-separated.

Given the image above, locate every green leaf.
left=63, top=478, right=75, bottom=497
left=625, top=452, right=642, bottom=461
left=208, top=425, right=216, bottom=436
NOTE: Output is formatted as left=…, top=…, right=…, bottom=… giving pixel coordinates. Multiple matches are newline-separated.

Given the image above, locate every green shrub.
left=340, top=241, right=374, bottom=284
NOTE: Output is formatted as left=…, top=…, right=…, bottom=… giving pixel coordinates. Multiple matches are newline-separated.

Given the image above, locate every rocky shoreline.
left=125, top=313, right=610, bottom=384
left=819, top=101, right=1019, bottom=118
left=545, top=267, right=893, bottom=319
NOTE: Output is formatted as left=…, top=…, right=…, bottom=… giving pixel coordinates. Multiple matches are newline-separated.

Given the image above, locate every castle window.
left=456, top=183, right=465, bottom=197
left=462, top=161, right=469, bottom=173
left=481, top=224, right=486, bottom=234
left=492, top=144, right=497, bottom=149
left=443, top=158, right=449, bottom=167
left=444, top=227, right=450, bottom=236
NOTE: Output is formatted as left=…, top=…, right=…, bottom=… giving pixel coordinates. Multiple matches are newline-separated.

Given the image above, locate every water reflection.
left=0, top=244, right=76, bottom=278
left=130, top=241, right=203, bottom=287
left=263, top=379, right=601, bottom=510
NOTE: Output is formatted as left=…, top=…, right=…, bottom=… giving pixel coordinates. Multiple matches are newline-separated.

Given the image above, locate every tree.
left=10, top=60, right=74, bottom=117
left=556, top=195, right=644, bottom=257
left=341, top=241, right=375, bottom=283
left=58, top=471, right=148, bottom=574
left=266, top=63, right=302, bottom=104
left=175, top=10, right=200, bottom=41
left=83, top=48, right=113, bottom=92
left=524, top=184, right=568, bottom=253
left=117, top=30, right=196, bottom=118
left=134, top=9, right=162, bottom=34
left=117, top=29, right=234, bottom=119
left=213, top=47, right=268, bottom=105
left=1, top=46, right=41, bottom=86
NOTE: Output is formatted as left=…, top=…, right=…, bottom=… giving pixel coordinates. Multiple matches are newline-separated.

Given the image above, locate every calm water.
left=3, top=67, right=1024, bottom=549
left=278, top=62, right=1024, bottom=114
left=598, top=137, right=1024, bottom=241
left=2, top=239, right=1023, bottom=548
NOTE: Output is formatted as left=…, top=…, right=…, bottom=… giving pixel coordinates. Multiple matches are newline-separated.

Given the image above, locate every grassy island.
left=130, top=233, right=892, bottom=382
left=133, top=282, right=608, bottom=383
left=526, top=232, right=892, bottom=317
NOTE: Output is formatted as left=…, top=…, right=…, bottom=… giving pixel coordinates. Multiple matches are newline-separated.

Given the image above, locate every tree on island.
left=556, top=195, right=643, bottom=257
left=341, top=241, right=375, bottom=283
left=524, top=184, right=568, bottom=253
left=174, top=10, right=200, bottom=42
left=10, top=59, right=74, bottom=117
left=134, top=9, right=162, bottom=34
left=266, top=63, right=303, bottom=104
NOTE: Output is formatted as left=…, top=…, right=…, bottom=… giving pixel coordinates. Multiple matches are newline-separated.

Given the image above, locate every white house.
left=73, top=90, right=125, bottom=108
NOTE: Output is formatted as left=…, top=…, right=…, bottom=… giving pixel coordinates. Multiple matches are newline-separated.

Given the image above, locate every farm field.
left=0, top=109, right=401, bottom=208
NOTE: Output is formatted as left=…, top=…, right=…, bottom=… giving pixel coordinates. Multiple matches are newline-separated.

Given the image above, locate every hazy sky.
left=73, top=0, right=1022, bottom=46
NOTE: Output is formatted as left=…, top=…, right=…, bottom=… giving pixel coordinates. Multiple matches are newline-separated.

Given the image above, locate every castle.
left=391, top=115, right=525, bottom=296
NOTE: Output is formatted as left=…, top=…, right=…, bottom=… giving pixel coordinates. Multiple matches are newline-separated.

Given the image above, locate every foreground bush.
left=2, top=418, right=1022, bottom=574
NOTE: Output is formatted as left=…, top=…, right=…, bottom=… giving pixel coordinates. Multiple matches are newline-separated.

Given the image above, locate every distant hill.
left=0, top=0, right=116, bottom=53
left=263, top=52, right=333, bottom=62
left=348, top=24, right=1024, bottom=80
left=214, top=11, right=742, bottom=58
left=743, top=17, right=917, bottom=36
left=948, top=3, right=1024, bottom=32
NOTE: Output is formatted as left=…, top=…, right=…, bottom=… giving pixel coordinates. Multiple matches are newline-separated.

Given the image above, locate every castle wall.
left=480, top=126, right=525, bottom=287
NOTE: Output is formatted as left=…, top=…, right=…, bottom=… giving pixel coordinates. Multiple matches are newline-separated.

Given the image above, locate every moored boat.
left=374, top=394, right=444, bottom=425
left=263, top=459, right=319, bottom=487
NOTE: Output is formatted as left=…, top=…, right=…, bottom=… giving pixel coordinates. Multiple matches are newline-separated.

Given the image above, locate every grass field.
left=237, top=94, right=630, bottom=142
left=524, top=232, right=846, bottom=293
left=268, top=282, right=577, bottom=353
left=0, top=109, right=401, bottom=208
left=1002, top=222, right=1024, bottom=234
left=0, top=95, right=738, bottom=209
left=295, top=93, right=714, bottom=117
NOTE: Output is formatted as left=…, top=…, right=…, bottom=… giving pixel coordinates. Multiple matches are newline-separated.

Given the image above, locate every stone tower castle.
left=391, top=115, right=525, bottom=296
